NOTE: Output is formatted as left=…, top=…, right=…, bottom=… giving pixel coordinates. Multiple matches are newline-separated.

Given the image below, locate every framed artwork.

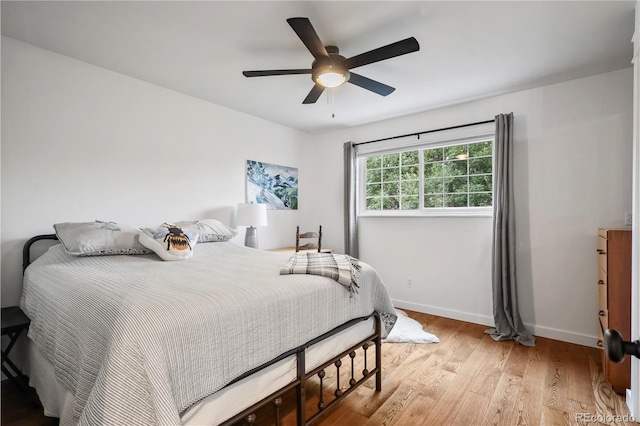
left=246, top=160, right=298, bottom=210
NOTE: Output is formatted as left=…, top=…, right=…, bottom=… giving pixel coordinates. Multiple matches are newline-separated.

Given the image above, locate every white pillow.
left=139, top=225, right=198, bottom=261
left=54, top=220, right=153, bottom=256
left=175, top=219, right=237, bottom=242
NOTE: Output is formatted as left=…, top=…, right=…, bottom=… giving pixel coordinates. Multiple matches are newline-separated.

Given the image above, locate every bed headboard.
left=23, top=234, right=58, bottom=274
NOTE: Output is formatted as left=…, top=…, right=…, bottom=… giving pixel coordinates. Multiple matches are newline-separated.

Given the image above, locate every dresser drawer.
left=597, top=235, right=608, bottom=272
left=598, top=308, right=608, bottom=325
left=597, top=323, right=605, bottom=348
left=598, top=309, right=608, bottom=345
left=597, top=279, right=608, bottom=311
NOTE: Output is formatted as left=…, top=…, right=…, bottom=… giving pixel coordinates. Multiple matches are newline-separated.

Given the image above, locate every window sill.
left=358, top=209, right=493, bottom=218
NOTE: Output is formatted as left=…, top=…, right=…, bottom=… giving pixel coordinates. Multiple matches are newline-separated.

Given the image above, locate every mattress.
left=21, top=241, right=396, bottom=425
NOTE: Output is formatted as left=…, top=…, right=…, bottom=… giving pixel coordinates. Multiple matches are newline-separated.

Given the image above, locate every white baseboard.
left=392, top=299, right=495, bottom=327
left=391, top=298, right=599, bottom=348
left=526, top=324, right=598, bottom=348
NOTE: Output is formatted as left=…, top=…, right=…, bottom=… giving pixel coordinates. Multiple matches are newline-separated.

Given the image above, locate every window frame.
left=356, top=125, right=495, bottom=218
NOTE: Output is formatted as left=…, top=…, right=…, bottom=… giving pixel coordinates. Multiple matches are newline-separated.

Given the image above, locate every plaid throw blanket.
left=280, top=252, right=361, bottom=295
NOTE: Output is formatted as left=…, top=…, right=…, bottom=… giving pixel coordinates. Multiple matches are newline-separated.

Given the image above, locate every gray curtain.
left=343, top=142, right=359, bottom=258
left=485, top=113, right=535, bottom=347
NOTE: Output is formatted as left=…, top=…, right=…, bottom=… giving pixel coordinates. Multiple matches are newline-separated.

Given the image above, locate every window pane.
left=401, top=165, right=419, bottom=180
left=445, top=144, right=468, bottom=160
left=469, top=157, right=492, bottom=175
left=424, top=148, right=443, bottom=163
left=445, top=177, right=468, bottom=193
left=366, top=197, right=382, bottom=210
left=401, top=151, right=419, bottom=165
left=469, top=192, right=492, bottom=207
left=401, top=196, right=419, bottom=210
left=424, top=194, right=443, bottom=208
left=366, top=183, right=382, bottom=197
left=469, top=141, right=492, bottom=157
left=401, top=180, right=419, bottom=195
left=361, top=139, right=493, bottom=214
left=469, top=175, right=492, bottom=192
left=444, top=159, right=467, bottom=176
left=366, top=156, right=382, bottom=169
left=424, top=178, right=443, bottom=194
left=383, top=197, right=400, bottom=210
left=424, top=162, right=443, bottom=179
left=383, top=153, right=400, bottom=167
left=382, top=168, right=399, bottom=182
left=382, top=182, right=399, bottom=196
left=445, top=193, right=468, bottom=207
left=366, top=169, right=381, bottom=182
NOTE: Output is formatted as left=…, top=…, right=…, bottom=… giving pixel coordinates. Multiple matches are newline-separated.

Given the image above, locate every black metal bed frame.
left=23, top=234, right=383, bottom=426
left=220, top=312, right=381, bottom=426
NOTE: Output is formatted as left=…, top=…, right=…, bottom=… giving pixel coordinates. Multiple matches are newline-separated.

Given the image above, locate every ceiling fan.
left=242, top=17, right=420, bottom=104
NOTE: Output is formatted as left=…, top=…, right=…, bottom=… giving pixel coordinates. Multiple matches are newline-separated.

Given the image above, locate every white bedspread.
left=21, top=242, right=396, bottom=426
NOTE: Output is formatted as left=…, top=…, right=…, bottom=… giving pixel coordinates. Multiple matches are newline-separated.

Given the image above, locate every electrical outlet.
left=625, top=211, right=633, bottom=226
left=407, top=278, right=413, bottom=288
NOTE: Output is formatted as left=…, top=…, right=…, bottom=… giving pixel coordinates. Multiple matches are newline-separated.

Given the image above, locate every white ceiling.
left=2, top=1, right=636, bottom=134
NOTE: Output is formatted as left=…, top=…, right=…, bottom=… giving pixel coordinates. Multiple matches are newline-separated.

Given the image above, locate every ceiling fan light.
left=313, top=63, right=349, bottom=88
left=316, top=71, right=346, bottom=88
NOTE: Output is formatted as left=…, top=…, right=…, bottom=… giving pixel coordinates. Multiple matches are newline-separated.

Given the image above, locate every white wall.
left=309, top=68, right=634, bottom=346
left=1, top=37, right=313, bottom=307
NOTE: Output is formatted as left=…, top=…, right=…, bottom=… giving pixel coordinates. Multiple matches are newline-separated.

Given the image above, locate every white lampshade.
left=236, top=203, right=268, bottom=227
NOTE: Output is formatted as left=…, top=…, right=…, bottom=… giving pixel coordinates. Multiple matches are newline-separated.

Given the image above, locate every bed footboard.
left=220, top=312, right=382, bottom=426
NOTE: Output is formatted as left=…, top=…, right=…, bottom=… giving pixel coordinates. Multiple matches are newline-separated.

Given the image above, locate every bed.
left=20, top=232, right=397, bottom=425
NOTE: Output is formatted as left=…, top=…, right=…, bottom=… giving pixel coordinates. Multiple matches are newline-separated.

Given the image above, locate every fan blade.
left=303, top=84, right=325, bottom=104
left=343, top=37, right=420, bottom=70
left=287, top=17, right=329, bottom=59
left=243, top=69, right=312, bottom=77
left=348, top=73, right=395, bottom=96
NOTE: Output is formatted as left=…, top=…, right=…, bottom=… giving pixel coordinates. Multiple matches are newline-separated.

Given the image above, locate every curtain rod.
left=353, top=119, right=496, bottom=146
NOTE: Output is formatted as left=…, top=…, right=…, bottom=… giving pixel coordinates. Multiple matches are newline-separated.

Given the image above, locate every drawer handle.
left=598, top=280, right=605, bottom=285
left=599, top=310, right=606, bottom=317
left=597, top=339, right=604, bottom=348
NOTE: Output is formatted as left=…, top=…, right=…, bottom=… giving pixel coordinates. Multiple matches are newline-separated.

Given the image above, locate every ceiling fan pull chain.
left=328, top=87, right=336, bottom=118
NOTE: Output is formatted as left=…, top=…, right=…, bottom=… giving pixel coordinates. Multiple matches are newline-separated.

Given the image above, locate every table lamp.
left=236, top=203, right=268, bottom=249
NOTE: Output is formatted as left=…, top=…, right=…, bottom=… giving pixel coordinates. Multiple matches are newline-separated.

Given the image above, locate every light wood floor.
left=1, top=310, right=636, bottom=425
left=317, top=311, right=637, bottom=425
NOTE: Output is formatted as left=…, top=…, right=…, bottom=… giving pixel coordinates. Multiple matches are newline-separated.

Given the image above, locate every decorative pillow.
left=54, top=220, right=153, bottom=256
left=139, top=224, right=198, bottom=261
left=175, top=219, right=237, bottom=243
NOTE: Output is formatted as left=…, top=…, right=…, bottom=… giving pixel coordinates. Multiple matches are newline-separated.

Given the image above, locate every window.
left=423, top=141, right=493, bottom=208
left=364, top=151, right=420, bottom=210
left=360, top=138, right=494, bottom=216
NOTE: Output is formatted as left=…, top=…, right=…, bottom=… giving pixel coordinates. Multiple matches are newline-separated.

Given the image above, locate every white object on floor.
left=383, top=309, right=439, bottom=344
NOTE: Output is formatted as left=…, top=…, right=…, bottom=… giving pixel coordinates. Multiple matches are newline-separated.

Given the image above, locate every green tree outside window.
left=363, top=140, right=493, bottom=211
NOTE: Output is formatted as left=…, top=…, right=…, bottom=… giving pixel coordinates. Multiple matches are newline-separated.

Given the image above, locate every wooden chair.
left=295, top=226, right=322, bottom=252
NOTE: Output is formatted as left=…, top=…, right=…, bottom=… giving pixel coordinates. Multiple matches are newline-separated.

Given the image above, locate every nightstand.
left=2, top=306, right=35, bottom=403
left=269, top=247, right=334, bottom=254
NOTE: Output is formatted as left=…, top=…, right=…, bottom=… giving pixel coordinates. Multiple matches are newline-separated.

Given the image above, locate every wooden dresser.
left=597, top=227, right=632, bottom=394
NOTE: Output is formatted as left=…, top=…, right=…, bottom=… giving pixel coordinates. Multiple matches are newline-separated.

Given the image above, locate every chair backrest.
left=295, top=225, right=322, bottom=252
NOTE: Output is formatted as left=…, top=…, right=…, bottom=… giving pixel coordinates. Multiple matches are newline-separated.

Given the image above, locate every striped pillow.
left=175, top=219, right=237, bottom=243
left=54, top=221, right=152, bottom=256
